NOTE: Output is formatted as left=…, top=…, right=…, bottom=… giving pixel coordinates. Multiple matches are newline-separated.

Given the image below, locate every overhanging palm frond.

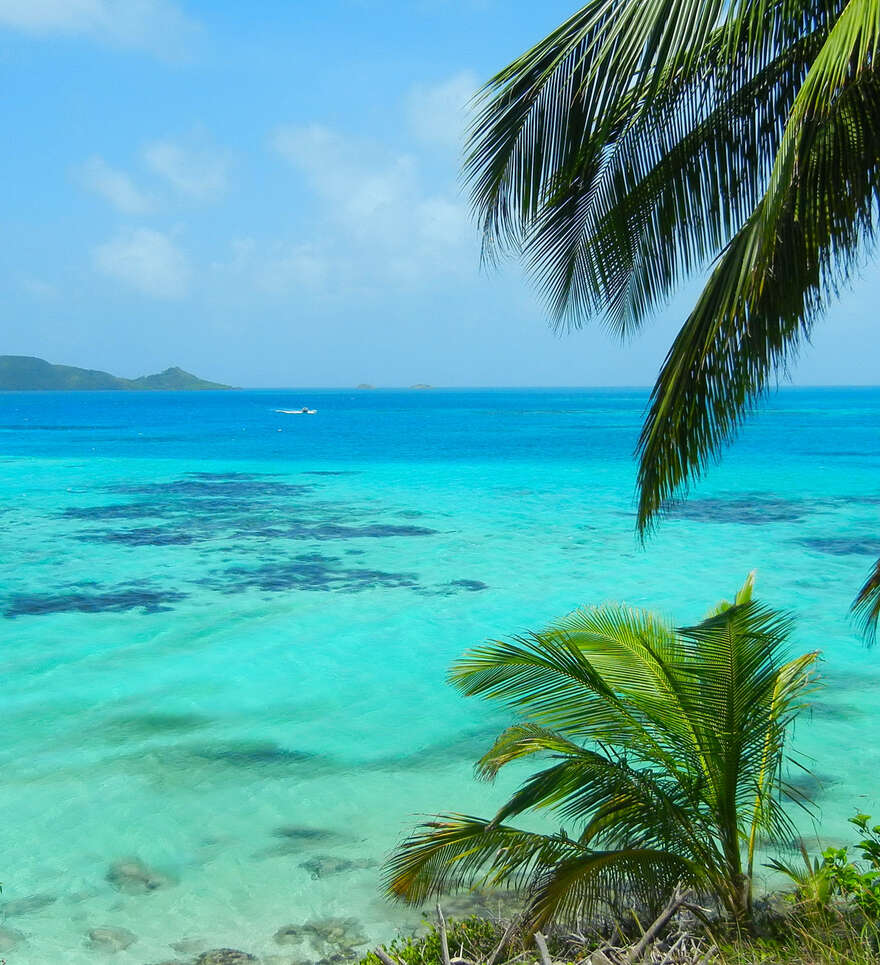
left=634, top=72, right=880, bottom=592
left=466, top=0, right=735, bottom=261
left=465, top=0, right=880, bottom=639
left=763, top=0, right=880, bottom=237
left=521, top=17, right=832, bottom=332
left=853, top=557, right=880, bottom=644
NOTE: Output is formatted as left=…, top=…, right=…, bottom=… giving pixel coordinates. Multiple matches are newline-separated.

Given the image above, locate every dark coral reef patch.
left=5, top=584, right=186, bottom=618
left=664, top=493, right=809, bottom=524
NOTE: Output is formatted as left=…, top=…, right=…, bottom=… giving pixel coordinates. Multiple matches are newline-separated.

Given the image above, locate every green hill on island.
left=0, top=356, right=232, bottom=391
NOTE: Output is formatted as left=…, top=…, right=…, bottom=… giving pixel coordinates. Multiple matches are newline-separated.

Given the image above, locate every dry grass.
left=719, top=916, right=880, bottom=965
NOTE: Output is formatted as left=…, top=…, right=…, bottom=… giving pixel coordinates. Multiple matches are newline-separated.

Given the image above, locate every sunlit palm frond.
left=675, top=602, right=819, bottom=850
left=476, top=723, right=589, bottom=779
left=385, top=815, right=583, bottom=904
left=384, top=813, right=697, bottom=929
left=448, top=621, right=654, bottom=745
left=387, top=580, right=819, bottom=925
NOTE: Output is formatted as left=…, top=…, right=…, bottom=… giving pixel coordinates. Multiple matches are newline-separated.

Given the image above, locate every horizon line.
left=221, top=383, right=880, bottom=390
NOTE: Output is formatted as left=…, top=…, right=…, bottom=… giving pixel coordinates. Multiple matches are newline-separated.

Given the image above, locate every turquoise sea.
left=1, top=387, right=879, bottom=963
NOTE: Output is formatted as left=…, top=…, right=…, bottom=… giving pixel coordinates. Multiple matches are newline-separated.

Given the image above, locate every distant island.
left=0, top=356, right=233, bottom=391
left=356, top=383, right=375, bottom=390
left=409, top=384, right=433, bottom=390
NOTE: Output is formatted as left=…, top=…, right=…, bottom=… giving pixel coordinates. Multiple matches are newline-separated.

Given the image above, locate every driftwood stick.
left=374, top=947, right=402, bottom=965
left=487, top=916, right=520, bottom=965
left=698, top=943, right=718, bottom=964
left=655, top=932, right=688, bottom=965
left=626, top=886, right=689, bottom=964
left=533, top=932, right=552, bottom=965
left=437, top=904, right=452, bottom=965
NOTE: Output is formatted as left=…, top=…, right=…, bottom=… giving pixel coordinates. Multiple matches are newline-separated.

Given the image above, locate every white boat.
left=275, top=407, right=317, bottom=415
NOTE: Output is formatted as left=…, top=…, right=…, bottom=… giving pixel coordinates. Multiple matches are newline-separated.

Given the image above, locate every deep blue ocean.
left=1, top=387, right=878, bottom=963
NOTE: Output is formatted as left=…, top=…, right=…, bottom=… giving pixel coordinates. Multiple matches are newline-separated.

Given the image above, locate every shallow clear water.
left=0, top=387, right=878, bottom=963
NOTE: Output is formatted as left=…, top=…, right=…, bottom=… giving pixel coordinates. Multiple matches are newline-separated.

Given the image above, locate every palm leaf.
left=853, top=557, right=880, bottom=644
left=385, top=814, right=584, bottom=903
left=465, top=0, right=880, bottom=638
left=476, top=723, right=593, bottom=779
left=526, top=846, right=696, bottom=928
left=386, top=579, right=819, bottom=924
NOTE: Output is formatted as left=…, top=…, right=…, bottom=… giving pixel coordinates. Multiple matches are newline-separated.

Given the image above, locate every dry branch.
left=374, top=947, right=403, bottom=965
left=626, top=886, right=690, bottom=963
left=533, top=932, right=552, bottom=965
left=437, top=904, right=452, bottom=965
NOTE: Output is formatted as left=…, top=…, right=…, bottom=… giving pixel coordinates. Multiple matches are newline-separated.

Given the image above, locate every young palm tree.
left=386, top=576, right=819, bottom=927
left=464, top=0, right=880, bottom=635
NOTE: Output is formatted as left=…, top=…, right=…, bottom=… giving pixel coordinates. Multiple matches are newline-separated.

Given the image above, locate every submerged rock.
left=106, top=857, right=176, bottom=894
left=253, top=840, right=302, bottom=860
left=299, top=856, right=375, bottom=879
left=171, top=936, right=209, bottom=955
left=1, top=893, right=57, bottom=916
left=275, top=924, right=304, bottom=945
left=67, top=886, right=102, bottom=903
left=315, top=952, right=358, bottom=965
left=272, top=917, right=368, bottom=959
left=195, top=950, right=258, bottom=965
left=0, top=925, right=25, bottom=951
left=86, top=925, right=137, bottom=952
left=272, top=825, right=343, bottom=842
left=302, top=917, right=368, bottom=948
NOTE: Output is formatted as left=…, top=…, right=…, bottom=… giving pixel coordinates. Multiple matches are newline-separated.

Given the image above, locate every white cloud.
left=93, top=227, right=190, bottom=298
left=258, top=243, right=329, bottom=294
left=214, top=238, right=329, bottom=296
left=273, top=124, right=417, bottom=233
left=405, top=70, right=479, bottom=148
left=271, top=121, right=473, bottom=287
left=0, top=0, right=197, bottom=57
left=77, top=156, right=153, bottom=214
left=144, top=136, right=230, bottom=202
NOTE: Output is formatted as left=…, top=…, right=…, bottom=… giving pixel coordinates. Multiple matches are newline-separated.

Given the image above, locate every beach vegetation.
left=771, top=813, right=880, bottom=921
left=361, top=915, right=508, bottom=965
left=385, top=575, right=819, bottom=929
left=462, top=0, right=880, bottom=636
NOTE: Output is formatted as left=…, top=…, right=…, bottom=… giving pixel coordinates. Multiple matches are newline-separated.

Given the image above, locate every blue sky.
left=2, top=0, right=878, bottom=387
